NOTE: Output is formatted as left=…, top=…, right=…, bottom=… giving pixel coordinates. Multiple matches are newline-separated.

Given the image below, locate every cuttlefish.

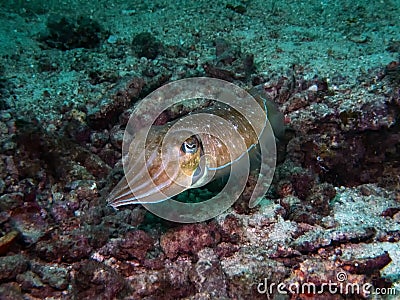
left=107, top=85, right=285, bottom=209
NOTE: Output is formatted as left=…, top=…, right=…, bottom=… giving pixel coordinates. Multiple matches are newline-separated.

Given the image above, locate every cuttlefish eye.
left=181, top=136, right=199, bottom=154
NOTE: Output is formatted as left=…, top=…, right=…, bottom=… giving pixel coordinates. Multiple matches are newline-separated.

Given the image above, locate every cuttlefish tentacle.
left=107, top=86, right=284, bottom=209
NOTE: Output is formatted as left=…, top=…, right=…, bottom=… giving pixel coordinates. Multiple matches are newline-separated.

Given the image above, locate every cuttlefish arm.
left=108, top=126, right=203, bottom=207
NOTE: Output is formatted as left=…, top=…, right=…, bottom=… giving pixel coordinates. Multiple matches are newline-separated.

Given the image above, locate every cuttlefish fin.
left=249, top=86, right=285, bottom=140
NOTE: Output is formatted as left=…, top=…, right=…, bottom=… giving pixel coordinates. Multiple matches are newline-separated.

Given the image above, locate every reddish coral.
left=217, top=214, right=243, bottom=244
left=340, top=252, right=392, bottom=275
left=160, top=223, right=220, bottom=259
left=113, top=230, right=154, bottom=261
left=72, top=260, right=127, bottom=299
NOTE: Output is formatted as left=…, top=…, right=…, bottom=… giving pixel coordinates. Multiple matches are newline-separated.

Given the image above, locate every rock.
left=35, top=232, right=92, bottom=263
left=90, top=130, right=109, bottom=148
left=72, top=260, right=127, bottom=299
left=40, top=16, right=103, bottom=50
left=10, top=202, right=48, bottom=244
left=108, top=230, right=154, bottom=261
left=0, top=254, right=28, bottom=281
left=163, top=257, right=195, bottom=297
left=31, top=263, right=69, bottom=290
left=221, top=248, right=288, bottom=299
left=87, top=77, right=144, bottom=130
left=0, top=192, right=24, bottom=211
left=203, top=38, right=255, bottom=82
left=109, top=125, right=124, bottom=150
left=292, top=226, right=376, bottom=253
left=16, top=271, right=44, bottom=290
left=132, top=32, right=163, bottom=59
left=0, top=282, right=24, bottom=300
left=285, top=258, right=370, bottom=298
left=160, top=223, right=220, bottom=259
left=190, top=248, right=228, bottom=298
left=68, top=180, right=98, bottom=202
left=0, top=230, right=19, bottom=255
left=217, top=214, right=243, bottom=244
left=215, top=242, right=240, bottom=258
left=340, top=252, right=392, bottom=275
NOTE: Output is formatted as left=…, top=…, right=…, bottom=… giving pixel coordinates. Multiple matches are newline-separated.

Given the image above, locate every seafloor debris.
left=39, top=15, right=104, bottom=50
left=0, top=3, right=399, bottom=296
left=203, top=38, right=255, bottom=83
left=0, top=64, right=399, bottom=298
